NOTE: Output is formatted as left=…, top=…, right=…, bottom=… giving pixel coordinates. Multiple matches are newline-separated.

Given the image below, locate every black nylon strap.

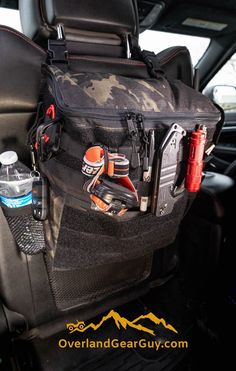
left=141, top=50, right=164, bottom=78
left=212, top=103, right=225, bottom=145
left=131, top=46, right=164, bottom=78
left=27, top=102, right=44, bottom=146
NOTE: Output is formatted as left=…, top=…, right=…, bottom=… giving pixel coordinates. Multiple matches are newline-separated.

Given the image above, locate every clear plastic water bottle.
left=0, top=151, right=33, bottom=208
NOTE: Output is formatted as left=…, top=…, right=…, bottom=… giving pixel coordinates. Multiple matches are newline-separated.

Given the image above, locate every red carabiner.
left=46, top=104, right=56, bottom=120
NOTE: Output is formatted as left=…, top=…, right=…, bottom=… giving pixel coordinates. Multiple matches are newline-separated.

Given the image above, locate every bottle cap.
left=0, top=151, right=18, bottom=166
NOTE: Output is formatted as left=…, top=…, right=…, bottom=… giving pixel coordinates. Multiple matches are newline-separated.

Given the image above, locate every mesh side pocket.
left=45, top=251, right=152, bottom=311
left=2, top=204, right=46, bottom=255
left=6, top=215, right=45, bottom=255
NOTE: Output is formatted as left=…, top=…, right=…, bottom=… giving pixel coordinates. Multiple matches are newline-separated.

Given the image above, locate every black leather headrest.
left=19, top=0, right=139, bottom=47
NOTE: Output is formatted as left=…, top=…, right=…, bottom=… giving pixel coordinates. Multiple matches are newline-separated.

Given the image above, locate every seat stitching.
left=0, top=27, right=190, bottom=73
left=0, top=25, right=46, bottom=54
left=159, top=49, right=187, bottom=65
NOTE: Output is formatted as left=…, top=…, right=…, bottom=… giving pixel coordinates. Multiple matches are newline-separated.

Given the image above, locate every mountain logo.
left=66, top=310, right=178, bottom=336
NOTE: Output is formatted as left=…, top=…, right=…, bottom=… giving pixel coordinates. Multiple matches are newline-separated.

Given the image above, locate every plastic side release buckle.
left=48, top=24, right=68, bottom=68
left=48, top=40, right=68, bottom=65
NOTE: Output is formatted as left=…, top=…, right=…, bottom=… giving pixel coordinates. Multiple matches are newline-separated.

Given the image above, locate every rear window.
left=139, top=30, right=210, bottom=66
left=0, top=7, right=22, bottom=31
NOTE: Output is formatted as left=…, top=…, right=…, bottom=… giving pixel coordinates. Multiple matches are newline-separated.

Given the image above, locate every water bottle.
left=0, top=151, right=33, bottom=208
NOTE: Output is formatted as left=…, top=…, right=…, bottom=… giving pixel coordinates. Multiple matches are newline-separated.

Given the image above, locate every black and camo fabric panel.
left=39, top=64, right=221, bottom=270
left=49, top=65, right=219, bottom=115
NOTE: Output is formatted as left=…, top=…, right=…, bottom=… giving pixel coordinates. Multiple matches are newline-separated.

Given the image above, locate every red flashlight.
left=185, top=125, right=207, bottom=193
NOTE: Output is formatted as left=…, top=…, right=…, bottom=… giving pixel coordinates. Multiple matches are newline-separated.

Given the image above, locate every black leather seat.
left=19, top=0, right=193, bottom=84
left=0, top=0, right=195, bottom=338
left=0, top=0, right=193, bottom=168
left=20, top=0, right=139, bottom=55
left=0, top=26, right=45, bottom=163
left=0, top=0, right=152, bottom=337
left=0, top=0, right=144, bottom=164
left=180, top=172, right=235, bottom=298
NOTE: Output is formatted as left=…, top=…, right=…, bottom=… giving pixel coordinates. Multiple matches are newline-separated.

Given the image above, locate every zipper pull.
left=131, top=141, right=141, bottom=169
left=137, top=114, right=149, bottom=172
left=143, top=141, right=149, bottom=172
left=126, top=114, right=138, bottom=137
left=126, top=114, right=140, bottom=169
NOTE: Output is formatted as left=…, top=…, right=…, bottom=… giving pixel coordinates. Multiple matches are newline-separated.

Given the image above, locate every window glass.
left=139, top=30, right=210, bottom=66
left=204, top=54, right=236, bottom=112
left=0, top=7, right=22, bottom=31
left=206, top=53, right=236, bottom=88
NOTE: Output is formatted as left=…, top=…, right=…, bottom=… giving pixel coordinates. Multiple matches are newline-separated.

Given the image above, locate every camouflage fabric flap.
left=48, top=65, right=220, bottom=115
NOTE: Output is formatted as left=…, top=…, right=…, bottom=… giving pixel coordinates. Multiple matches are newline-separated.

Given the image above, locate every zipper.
left=56, top=100, right=220, bottom=123
left=50, top=69, right=220, bottom=155
left=126, top=113, right=152, bottom=170
left=137, top=114, right=149, bottom=172
left=48, top=69, right=220, bottom=123
left=126, top=113, right=140, bottom=169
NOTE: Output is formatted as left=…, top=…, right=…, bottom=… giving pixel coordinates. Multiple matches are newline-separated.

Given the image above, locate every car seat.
left=0, top=0, right=204, bottom=340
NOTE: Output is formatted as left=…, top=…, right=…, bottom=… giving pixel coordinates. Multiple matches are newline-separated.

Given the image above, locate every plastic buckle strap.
left=48, top=39, right=68, bottom=61
left=47, top=36, right=68, bottom=72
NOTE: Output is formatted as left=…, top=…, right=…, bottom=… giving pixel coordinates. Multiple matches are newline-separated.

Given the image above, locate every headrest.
left=19, top=0, right=139, bottom=48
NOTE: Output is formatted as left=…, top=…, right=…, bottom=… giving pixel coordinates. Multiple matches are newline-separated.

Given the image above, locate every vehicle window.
left=139, top=30, right=210, bottom=66
left=205, top=54, right=236, bottom=112
left=206, top=54, right=236, bottom=87
left=0, top=6, right=22, bottom=31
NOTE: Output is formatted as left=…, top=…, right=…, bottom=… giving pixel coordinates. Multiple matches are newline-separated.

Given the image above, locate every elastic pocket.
left=46, top=252, right=152, bottom=311
left=43, top=187, right=154, bottom=310
left=51, top=192, right=187, bottom=269
left=1, top=204, right=45, bottom=255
